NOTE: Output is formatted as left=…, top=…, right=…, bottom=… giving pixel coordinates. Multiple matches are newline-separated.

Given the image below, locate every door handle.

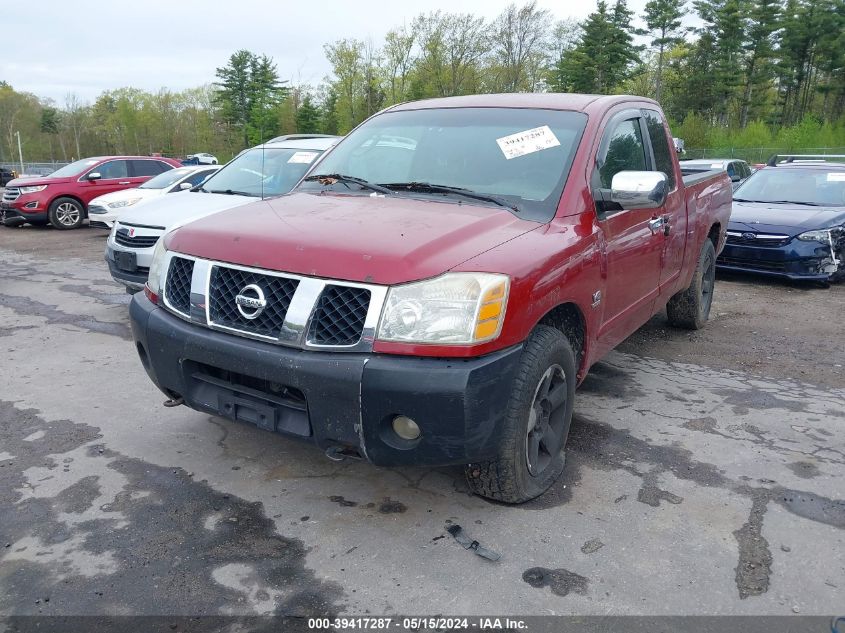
left=648, top=217, right=664, bottom=234
left=118, top=181, right=131, bottom=185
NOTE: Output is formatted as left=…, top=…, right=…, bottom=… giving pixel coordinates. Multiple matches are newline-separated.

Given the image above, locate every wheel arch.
left=49, top=194, right=88, bottom=217
left=536, top=301, right=588, bottom=377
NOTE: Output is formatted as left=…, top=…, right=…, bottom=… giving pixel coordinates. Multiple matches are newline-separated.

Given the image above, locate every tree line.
left=1, top=0, right=844, bottom=165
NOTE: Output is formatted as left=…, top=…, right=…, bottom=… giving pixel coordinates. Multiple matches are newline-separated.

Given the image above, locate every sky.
left=3, top=0, right=656, bottom=105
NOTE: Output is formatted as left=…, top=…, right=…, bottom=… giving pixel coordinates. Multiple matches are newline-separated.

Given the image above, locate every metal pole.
left=16, top=131, right=24, bottom=175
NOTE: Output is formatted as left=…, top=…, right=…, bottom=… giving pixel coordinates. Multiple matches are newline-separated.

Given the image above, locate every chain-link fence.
left=0, top=161, right=70, bottom=178
left=682, top=147, right=845, bottom=163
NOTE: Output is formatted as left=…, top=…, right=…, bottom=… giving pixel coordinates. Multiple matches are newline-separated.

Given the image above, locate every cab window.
left=643, top=109, right=676, bottom=188
left=598, top=118, right=647, bottom=189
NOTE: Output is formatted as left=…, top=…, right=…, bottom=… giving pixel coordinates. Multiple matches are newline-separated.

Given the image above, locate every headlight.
left=796, top=228, right=833, bottom=242
left=377, top=273, right=509, bottom=344
left=146, top=238, right=169, bottom=297
left=108, top=198, right=142, bottom=208
left=20, top=185, right=47, bottom=194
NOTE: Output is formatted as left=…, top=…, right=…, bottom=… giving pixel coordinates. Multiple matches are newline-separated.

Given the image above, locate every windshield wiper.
left=303, top=173, right=394, bottom=196
left=208, top=189, right=257, bottom=197
left=763, top=200, right=826, bottom=206
left=380, top=182, right=520, bottom=213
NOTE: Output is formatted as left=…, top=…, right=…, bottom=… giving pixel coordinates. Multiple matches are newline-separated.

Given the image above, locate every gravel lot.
left=0, top=223, right=843, bottom=617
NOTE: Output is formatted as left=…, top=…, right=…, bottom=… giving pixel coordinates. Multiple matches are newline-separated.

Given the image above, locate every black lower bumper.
left=129, top=294, right=523, bottom=467
left=106, top=253, right=149, bottom=288
left=2, top=206, right=47, bottom=224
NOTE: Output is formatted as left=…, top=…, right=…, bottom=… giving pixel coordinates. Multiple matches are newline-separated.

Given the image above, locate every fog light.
left=392, top=415, right=421, bottom=440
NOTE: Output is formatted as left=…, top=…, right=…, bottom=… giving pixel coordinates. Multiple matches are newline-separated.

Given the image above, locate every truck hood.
left=117, top=191, right=256, bottom=230
left=167, top=192, right=540, bottom=285
left=7, top=176, right=74, bottom=187
left=730, top=200, right=845, bottom=235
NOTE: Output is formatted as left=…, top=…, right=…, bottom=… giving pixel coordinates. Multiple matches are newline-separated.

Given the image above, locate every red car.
left=130, top=94, right=731, bottom=503
left=1, top=156, right=181, bottom=230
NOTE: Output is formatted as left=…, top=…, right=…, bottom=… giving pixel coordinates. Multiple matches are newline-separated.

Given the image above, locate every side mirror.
left=179, top=182, right=193, bottom=190
left=87, top=172, right=102, bottom=181
left=610, top=171, right=668, bottom=209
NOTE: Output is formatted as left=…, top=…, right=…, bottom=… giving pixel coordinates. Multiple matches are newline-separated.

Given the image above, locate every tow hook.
left=163, top=397, right=185, bottom=408
left=325, top=446, right=363, bottom=462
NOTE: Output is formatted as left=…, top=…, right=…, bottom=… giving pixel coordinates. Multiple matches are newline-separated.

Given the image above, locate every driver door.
left=592, top=112, right=666, bottom=351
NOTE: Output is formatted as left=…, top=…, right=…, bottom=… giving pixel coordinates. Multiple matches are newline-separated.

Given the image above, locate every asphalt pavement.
left=0, top=227, right=843, bottom=617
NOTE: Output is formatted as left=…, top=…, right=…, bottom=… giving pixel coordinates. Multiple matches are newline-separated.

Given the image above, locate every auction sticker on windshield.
left=496, top=125, right=560, bottom=160
left=826, top=172, right=845, bottom=181
left=288, top=151, right=320, bottom=164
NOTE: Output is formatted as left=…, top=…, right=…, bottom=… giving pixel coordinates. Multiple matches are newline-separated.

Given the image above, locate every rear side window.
left=643, top=109, right=676, bottom=188
left=598, top=118, right=647, bottom=188
left=131, top=160, right=169, bottom=177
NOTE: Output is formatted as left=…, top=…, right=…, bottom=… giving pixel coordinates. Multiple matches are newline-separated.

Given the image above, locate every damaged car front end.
left=717, top=160, right=845, bottom=282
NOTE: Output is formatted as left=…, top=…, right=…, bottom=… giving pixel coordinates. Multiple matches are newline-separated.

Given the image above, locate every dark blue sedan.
left=717, top=158, right=845, bottom=282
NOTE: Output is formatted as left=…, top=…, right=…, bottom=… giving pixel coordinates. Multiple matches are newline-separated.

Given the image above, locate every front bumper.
left=716, top=240, right=837, bottom=281
left=105, top=246, right=149, bottom=289
left=87, top=205, right=118, bottom=228
left=1, top=202, right=48, bottom=224
left=130, top=294, right=522, bottom=467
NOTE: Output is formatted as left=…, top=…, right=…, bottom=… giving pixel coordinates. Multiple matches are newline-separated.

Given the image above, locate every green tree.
left=489, top=1, right=552, bottom=92
left=553, top=0, right=639, bottom=93
left=739, top=0, right=781, bottom=127
left=641, top=0, right=687, bottom=101
left=215, top=50, right=287, bottom=147
left=295, top=94, right=321, bottom=133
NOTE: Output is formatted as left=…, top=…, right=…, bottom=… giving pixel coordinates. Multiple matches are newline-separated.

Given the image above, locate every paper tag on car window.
left=496, top=126, right=560, bottom=160
left=288, top=151, right=319, bottom=164
left=826, top=172, right=845, bottom=181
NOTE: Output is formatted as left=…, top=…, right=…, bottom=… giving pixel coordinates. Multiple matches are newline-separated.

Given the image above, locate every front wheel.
left=464, top=325, right=577, bottom=503
left=48, top=197, right=85, bottom=230
left=666, top=239, right=716, bottom=330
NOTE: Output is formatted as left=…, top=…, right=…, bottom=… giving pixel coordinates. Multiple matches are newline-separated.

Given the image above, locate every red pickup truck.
left=129, top=94, right=731, bottom=503
left=1, top=155, right=181, bottom=229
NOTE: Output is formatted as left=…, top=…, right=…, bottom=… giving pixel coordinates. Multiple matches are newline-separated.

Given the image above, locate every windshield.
left=296, top=107, right=588, bottom=221
left=48, top=158, right=100, bottom=178
left=140, top=167, right=195, bottom=190
left=734, top=168, right=845, bottom=207
left=200, top=147, right=325, bottom=197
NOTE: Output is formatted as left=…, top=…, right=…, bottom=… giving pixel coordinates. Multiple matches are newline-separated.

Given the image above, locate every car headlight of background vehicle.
left=796, top=228, right=837, bottom=243
left=20, top=185, right=47, bottom=194
left=146, top=238, right=169, bottom=297
left=108, top=198, right=142, bottom=208
left=377, top=273, right=509, bottom=344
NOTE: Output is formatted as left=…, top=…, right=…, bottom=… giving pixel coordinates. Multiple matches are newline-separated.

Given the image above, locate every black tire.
left=666, top=239, right=717, bottom=330
left=464, top=325, right=577, bottom=503
left=48, top=197, right=85, bottom=230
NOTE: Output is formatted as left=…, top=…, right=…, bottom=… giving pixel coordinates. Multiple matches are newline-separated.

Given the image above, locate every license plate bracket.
left=114, top=250, right=137, bottom=272
left=218, top=392, right=276, bottom=431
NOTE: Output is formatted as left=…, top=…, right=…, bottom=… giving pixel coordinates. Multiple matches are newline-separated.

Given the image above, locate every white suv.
left=105, top=135, right=340, bottom=292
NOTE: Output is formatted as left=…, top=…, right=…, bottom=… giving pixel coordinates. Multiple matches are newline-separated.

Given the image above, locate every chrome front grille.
left=164, top=257, right=194, bottom=316
left=308, top=285, right=371, bottom=346
left=114, top=229, right=160, bottom=249
left=160, top=254, right=387, bottom=352
left=2, top=187, right=20, bottom=203
left=725, top=231, right=791, bottom=247
left=208, top=266, right=298, bottom=338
